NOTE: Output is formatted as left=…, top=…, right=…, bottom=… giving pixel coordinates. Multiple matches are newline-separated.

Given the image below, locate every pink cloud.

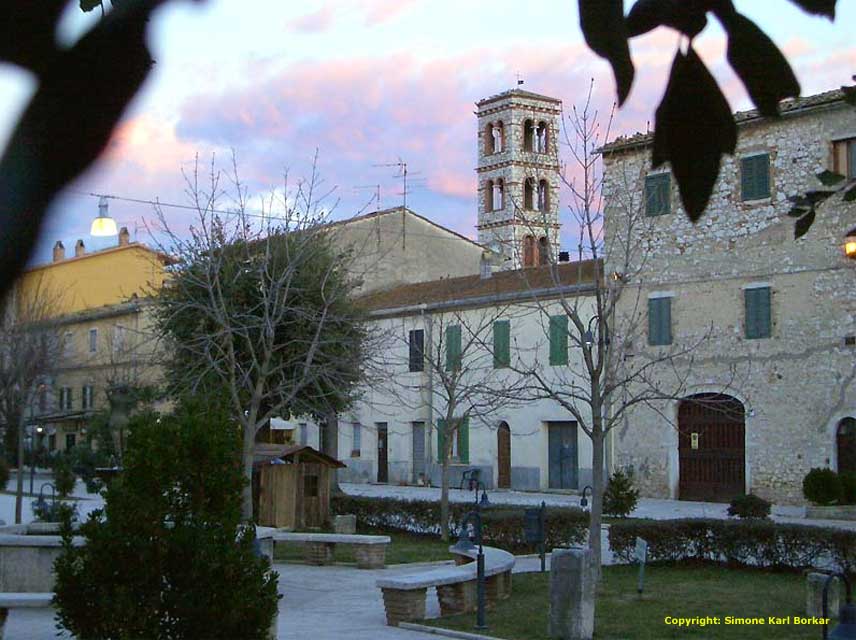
left=287, top=6, right=336, bottom=33
left=362, top=0, right=421, bottom=26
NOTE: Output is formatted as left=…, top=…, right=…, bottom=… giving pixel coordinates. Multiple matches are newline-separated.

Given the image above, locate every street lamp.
left=845, top=227, right=856, bottom=261
left=470, top=479, right=490, bottom=508
left=824, top=573, right=856, bottom=639
left=580, top=485, right=593, bottom=509
left=452, top=509, right=487, bottom=631
left=583, top=315, right=610, bottom=349
left=90, top=196, right=119, bottom=237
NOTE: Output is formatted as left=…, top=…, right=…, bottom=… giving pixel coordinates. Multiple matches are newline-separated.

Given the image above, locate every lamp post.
left=580, top=485, right=593, bottom=509
left=583, top=315, right=610, bottom=349
left=452, top=509, right=487, bottom=631
left=845, top=227, right=856, bottom=261
left=823, top=573, right=856, bottom=639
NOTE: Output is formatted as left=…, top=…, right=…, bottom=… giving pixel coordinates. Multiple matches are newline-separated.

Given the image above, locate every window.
left=538, top=237, right=549, bottom=265
left=538, top=180, right=549, bottom=212
left=549, top=315, right=568, bottom=366
left=88, top=328, right=98, bottom=353
left=648, top=297, right=673, bottom=346
left=744, top=286, right=772, bottom=339
left=82, top=385, right=94, bottom=410
left=409, top=329, right=424, bottom=372
left=437, top=417, right=469, bottom=464
left=523, top=235, right=536, bottom=267
left=493, top=320, right=510, bottom=368
left=536, top=121, right=548, bottom=153
left=740, top=154, right=770, bottom=201
left=492, top=179, right=504, bottom=210
left=59, top=387, right=72, bottom=411
left=37, top=385, right=48, bottom=413
left=524, top=178, right=535, bottom=210
left=303, top=474, right=319, bottom=497
left=63, top=332, right=73, bottom=359
left=833, top=138, right=856, bottom=179
left=445, top=324, right=461, bottom=371
left=645, top=173, right=671, bottom=216
left=112, top=325, right=126, bottom=353
left=299, top=423, right=307, bottom=446
left=484, top=179, right=493, bottom=213
left=66, top=433, right=76, bottom=450
left=523, top=119, right=534, bottom=151
left=352, top=423, right=361, bottom=457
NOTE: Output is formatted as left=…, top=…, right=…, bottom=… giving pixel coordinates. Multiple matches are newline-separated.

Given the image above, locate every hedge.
left=331, top=495, right=588, bottom=553
left=609, top=518, right=856, bottom=572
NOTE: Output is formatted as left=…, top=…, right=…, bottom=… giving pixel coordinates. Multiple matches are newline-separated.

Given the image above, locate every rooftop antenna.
left=372, top=158, right=422, bottom=249
left=353, top=184, right=382, bottom=211
left=517, top=73, right=524, bottom=86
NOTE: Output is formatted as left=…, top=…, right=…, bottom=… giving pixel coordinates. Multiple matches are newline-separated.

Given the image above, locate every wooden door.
left=678, top=394, right=745, bottom=502
left=838, top=418, right=856, bottom=474
left=548, top=421, right=577, bottom=489
left=412, top=422, right=425, bottom=483
left=377, top=423, right=388, bottom=483
left=497, top=422, right=511, bottom=488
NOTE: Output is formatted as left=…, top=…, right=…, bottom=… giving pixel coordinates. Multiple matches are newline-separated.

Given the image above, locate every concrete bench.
left=0, top=593, right=54, bottom=608
left=375, top=546, right=514, bottom=626
left=272, top=532, right=391, bottom=569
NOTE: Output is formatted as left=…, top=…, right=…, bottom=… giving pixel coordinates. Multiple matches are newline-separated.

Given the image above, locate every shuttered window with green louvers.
left=645, top=173, right=671, bottom=216
left=741, top=154, right=770, bottom=201
left=648, top=297, right=672, bottom=346
left=745, top=287, right=771, bottom=339
left=549, top=315, right=568, bottom=366
left=493, top=320, right=510, bottom=368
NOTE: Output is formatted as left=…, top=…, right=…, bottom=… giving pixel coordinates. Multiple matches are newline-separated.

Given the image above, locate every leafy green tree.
left=53, top=400, right=279, bottom=640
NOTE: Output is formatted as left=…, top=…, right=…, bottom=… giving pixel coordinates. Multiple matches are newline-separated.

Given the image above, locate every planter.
left=806, top=505, right=856, bottom=521
left=0, top=522, right=83, bottom=592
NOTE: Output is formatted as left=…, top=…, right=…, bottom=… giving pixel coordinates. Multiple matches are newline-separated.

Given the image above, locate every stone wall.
left=602, top=98, right=856, bottom=504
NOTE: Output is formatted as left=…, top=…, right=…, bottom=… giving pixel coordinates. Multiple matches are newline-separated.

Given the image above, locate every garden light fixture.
left=845, top=227, right=856, bottom=261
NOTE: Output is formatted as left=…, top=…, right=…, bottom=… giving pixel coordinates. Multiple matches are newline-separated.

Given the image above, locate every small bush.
left=803, top=468, right=843, bottom=505
left=727, top=494, right=771, bottom=519
left=840, top=472, right=856, bottom=505
left=603, top=468, right=640, bottom=518
left=32, top=498, right=78, bottom=523
left=53, top=456, right=76, bottom=498
left=331, top=495, right=588, bottom=552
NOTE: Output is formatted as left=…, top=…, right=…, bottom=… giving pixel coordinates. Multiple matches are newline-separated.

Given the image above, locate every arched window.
left=538, top=179, right=549, bottom=212
left=485, top=179, right=494, bottom=212
left=492, top=179, right=504, bottom=210
left=485, top=124, right=494, bottom=155
left=522, top=235, right=536, bottom=267
left=838, top=417, right=856, bottom=474
left=523, top=178, right=535, bottom=210
left=493, top=121, right=504, bottom=153
left=536, top=121, right=548, bottom=153
left=538, top=236, right=549, bottom=265
left=523, top=119, right=534, bottom=152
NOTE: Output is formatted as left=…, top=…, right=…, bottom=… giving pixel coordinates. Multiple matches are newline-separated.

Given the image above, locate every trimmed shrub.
left=53, top=456, right=76, bottom=498
left=727, top=494, right=771, bottom=519
left=603, top=468, right=639, bottom=518
left=803, top=468, right=843, bottom=505
left=53, top=401, right=280, bottom=640
left=331, top=495, right=588, bottom=552
left=608, top=518, right=856, bottom=572
left=840, top=472, right=856, bottom=505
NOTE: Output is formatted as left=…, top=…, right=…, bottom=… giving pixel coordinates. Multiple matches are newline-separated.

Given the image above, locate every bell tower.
left=475, top=89, right=562, bottom=269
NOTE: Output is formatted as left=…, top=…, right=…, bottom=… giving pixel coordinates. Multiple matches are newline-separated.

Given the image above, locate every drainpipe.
left=421, top=305, right=434, bottom=486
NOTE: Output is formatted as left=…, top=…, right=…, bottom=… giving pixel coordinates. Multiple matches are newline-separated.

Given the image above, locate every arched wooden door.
left=837, top=418, right=856, bottom=474
left=678, top=394, right=745, bottom=502
left=497, top=422, right=511, bottom=488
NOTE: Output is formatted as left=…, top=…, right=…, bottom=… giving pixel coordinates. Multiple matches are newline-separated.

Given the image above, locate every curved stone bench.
left=272, top=532, right=391, bottom=569
left=375, top=546, right=514, bottom=626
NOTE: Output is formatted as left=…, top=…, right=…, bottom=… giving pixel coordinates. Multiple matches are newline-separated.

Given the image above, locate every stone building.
left=601, top=88, right=856, bottom=504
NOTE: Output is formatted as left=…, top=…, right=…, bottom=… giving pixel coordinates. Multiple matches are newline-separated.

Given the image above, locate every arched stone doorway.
left=497, top=422, right=511, bottom=488
left=678, top=393, right=745, bottom=502
left=837, top=417, right=856, bottom=474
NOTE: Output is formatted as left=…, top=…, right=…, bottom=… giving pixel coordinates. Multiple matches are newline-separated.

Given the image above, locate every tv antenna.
left=372, top=158, right=422, bottom=249
left=353, top=184, right=382, bottom=211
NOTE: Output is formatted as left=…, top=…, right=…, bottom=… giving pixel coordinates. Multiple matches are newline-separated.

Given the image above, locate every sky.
left=2, top=0, right=855, bottom=263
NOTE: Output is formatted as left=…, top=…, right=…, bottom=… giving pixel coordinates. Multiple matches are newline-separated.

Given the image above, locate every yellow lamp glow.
left=90, top=196, right=118, bottom=237
left=846, top=227, right=856, bottom=261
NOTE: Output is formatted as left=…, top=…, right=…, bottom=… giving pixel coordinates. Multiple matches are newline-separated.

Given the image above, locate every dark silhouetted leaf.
left=652, top=47, right=736, bottom=221
left=817, top=169, right=846, bottom=186
left=845, top=184, right=856, bottom=202
left=787, top=206, right=808, bottom=218
left=579, top=0, right=634, bottom=106
left=788, top=0, right=836, bottom=19
left=626, top=0, right=708, bottom=38
left=0, top=1, right=161, bottom=303
left=723, top=13, right=800, bottom=117
left=80, top=0, right=103, bottom=11
left=787, top=194, right=809, bottom=206
left=804, top=190, right=836, bottom=204
left=794, top=208, right=816, bottom=239
left=0, top=2, right=65, bottom=74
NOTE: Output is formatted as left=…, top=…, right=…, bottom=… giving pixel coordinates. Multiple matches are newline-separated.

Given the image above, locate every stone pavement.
left=2, top=557, right=562, bottom=640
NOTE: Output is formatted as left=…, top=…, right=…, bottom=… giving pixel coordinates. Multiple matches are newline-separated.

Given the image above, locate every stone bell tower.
left=475, top=89, right=562, bottom=269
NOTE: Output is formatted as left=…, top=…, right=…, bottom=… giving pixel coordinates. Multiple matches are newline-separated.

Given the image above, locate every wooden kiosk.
left=253, top=444, right=346, bottom=529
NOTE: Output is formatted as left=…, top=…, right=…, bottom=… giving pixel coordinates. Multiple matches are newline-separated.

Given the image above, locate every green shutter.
left=446, top=325, right=461, bottom=371
left=648, top=297, right=672, bottom=346
left=437, top=419, right=446, bottom=462
left=741, top=154, right=770, bottom=201
left=645, top=173, right=670, bottom=216
left=457, top=417, right=469, bottom=464
left=493, top=320, right=510, bottom=368
left=745, top=287, right=771, bottom=339
left=549, top=315, right=568, bottom=365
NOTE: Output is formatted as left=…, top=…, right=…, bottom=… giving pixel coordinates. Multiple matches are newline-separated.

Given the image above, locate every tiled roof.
left=357, top=259, right=600, bottom=313
left=601, top=87, right=849, bottom=154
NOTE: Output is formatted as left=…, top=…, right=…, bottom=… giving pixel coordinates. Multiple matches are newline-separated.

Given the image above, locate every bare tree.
left=0, top=277, right=63, bottom=523
left=153, top=154, right=371, bottom=521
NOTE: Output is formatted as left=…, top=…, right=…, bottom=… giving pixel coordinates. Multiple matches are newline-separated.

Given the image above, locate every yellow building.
left=14, top=229, right=172, bottom=452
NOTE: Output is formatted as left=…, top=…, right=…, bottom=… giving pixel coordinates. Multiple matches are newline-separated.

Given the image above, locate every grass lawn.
left=426, top=564, right=825, bottom=640
left=273, top=528, right=454, bottom=565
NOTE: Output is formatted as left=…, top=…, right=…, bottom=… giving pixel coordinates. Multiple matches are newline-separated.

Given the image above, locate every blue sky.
left=2, top=0, right=854, bottom=263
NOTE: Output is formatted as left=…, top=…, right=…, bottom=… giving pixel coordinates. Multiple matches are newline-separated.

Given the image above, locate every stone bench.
left=375, top=546, right=514, bottom=626
left=272, top=532, right=391, bottom=569
left=0, top=593, right=54, bottom=608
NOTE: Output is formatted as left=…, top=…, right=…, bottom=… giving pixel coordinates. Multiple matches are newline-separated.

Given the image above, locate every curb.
left=399, top=622, right=500, bottom=640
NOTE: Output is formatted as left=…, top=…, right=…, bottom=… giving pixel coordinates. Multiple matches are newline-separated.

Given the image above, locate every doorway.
left=548, top=421, right=577, bottom=489
left=412, top=421, right=426, bottom=483
left=497, top=422, right=511, bottom=488
left=377, top=422, right=388, bottom=483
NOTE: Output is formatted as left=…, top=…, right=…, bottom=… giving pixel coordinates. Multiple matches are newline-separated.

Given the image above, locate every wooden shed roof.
left=253, top=444, right=346, bottom=468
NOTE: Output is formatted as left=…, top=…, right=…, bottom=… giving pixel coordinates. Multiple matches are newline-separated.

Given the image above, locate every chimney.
left=480, top=251, right=493, bottom=279
left=75, top=239, right=85, bottom=257
left=118, top=226, right=130, bottom=246
left=52, top=241, right=65, bottom=262
left=558, top=251, right=570, bottom=263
